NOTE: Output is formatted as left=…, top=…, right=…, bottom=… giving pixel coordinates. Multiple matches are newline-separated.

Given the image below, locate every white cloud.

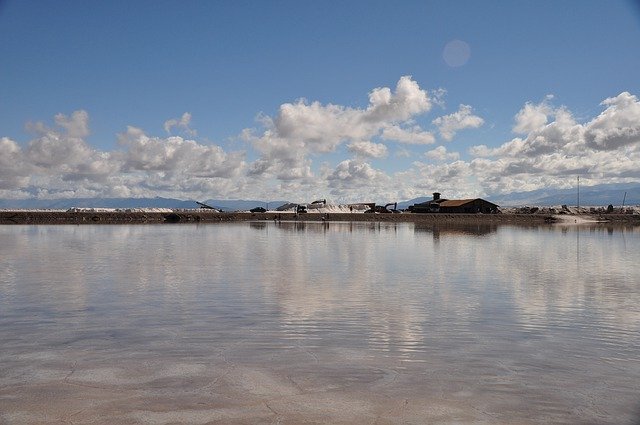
left=245, top=76, right=432, bottom=181
left=381, top=125, right=435, bottom=145
left=347, top=141, right=388, bottom=158
left=364, top=76, right=431, bottom=122
left=54, top=110, right=90, bottom=138
left=432, top=104, right=484, bottom=141
left=470, top=107, right=580, bottom=159
left=584, top=92, right=640, bottom=151
left=164, top=112, right=197, bottom=136
left=398, top=160, right=478, bottom=198
left=3, top=88, right=640, bottom=204
left=466, top=92, right=640, bottom=194
left=425, top=146, right=460, bottom=161
left=118, top=126, right=245, bottom=178
left=513, top=100, right=553, bottom=134
left=0, top=137, right=31, bottom=189
left=24, top=111, right=120, bottom=183
left=1, top=110, right=246, bottom=200
left=430, top=88, right=447, bottom=108
left=395, top=148, right=411, bottom=158
left=326, top=159, right=391, bottom=201
left=328, top=160, right=384, bottom=185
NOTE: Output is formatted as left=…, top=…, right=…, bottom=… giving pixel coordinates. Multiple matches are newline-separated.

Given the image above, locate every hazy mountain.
left=0, top=183, right=638, bottom=210
left=398, top=184, right=640, bottom=208
left=396, top=197, right=431, bottom=210
left=489, top=183, right=640, bottom=206
left=202, top=200, right=288, bottom=211
left=0, top=197, right=289, bottom=211
left=0, top=197, right=197, bottom=210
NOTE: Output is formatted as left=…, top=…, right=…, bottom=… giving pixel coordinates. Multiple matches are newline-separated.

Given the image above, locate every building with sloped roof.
left=409, top=193, right=499, bottom=214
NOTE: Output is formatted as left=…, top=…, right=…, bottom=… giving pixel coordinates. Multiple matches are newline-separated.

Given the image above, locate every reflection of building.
left=414, top=223, right=498, bottom=238
left=249, top=222, right=268, bottom=230
left=409, top=192, right=499, bottom=214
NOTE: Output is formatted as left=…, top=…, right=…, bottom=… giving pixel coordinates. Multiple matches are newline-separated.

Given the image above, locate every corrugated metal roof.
left=439, top=199, right=477, bottom=207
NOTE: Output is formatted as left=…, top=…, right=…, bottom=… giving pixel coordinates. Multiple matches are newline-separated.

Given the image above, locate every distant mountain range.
left=488, top=183, right=640, bottom=206
left=390, top=183, right=639, bottom=208
left=0, top=183, right=638, bottom=210
left=0, top=197, right=288, bottom=212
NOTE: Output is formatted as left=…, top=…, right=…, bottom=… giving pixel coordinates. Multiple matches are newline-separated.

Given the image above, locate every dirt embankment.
left=2, top=210, right=638, bottom=226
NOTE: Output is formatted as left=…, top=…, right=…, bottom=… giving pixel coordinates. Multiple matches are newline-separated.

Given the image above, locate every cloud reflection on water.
left=1, top=222, right=639, bottom=423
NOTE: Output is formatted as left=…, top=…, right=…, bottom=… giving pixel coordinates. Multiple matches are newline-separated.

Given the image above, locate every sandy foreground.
left=1, top=351, right=565, bottom=425
left=5, top=351, right=615, bottom=425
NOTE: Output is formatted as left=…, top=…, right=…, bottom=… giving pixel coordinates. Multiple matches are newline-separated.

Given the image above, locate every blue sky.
left=1, top=0, right=640, bottom=202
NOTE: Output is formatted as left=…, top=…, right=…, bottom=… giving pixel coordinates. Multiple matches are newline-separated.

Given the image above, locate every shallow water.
left=1, top=222, right=639, bottom=424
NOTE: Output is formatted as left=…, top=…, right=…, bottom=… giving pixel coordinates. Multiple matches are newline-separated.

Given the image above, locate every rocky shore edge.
left=1, top=210, right=639, bottom=225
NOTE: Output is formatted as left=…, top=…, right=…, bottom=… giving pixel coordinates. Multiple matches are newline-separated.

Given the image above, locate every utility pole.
left=577, top=175, right=580, bottom=213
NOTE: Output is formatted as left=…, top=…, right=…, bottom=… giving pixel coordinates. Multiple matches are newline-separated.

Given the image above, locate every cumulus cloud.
left=1, top=110, right=246, bottom=200
left=381, top=124, right=435, bottom=145
left=347, top=141, right=388, bottom=158
left=425, top=146, right=460, bottom=161
left=432, top=104, right=484, bottom=141
left=466, top=92, right=640, bottom=194
left=25, top=110, right=119, bottom=183
left=164, top=112, right=197, bottom=136
left=397, top=159, right=477, bottom=199
left=430, top=88, right=447, bottom=108
left=584, top=92, right=640, bottom=151
left=54, top=110, right=90, bottom=138
left=3, top=87, right=640, bottom=204
left=0, top=137, right=31, bottom=189
left=244, top=76, right=431, bottom=181
left=395, top=148, right=411, bottom=158
left=328, top=160, right=385, bottom=185
left=471, top=108, right=580, bottom=159
left=118, top=126, right=244, bottom=178
left=513, top=96, right=554, bottom=134
left=326, top=159, right=391, bottom=200
left=364, top=76, right=431, bottom=123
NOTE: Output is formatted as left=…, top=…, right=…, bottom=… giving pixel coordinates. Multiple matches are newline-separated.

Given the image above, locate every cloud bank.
left=1, top=77, right=639, bottom=203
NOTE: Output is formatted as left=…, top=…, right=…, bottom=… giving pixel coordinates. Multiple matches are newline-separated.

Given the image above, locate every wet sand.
left=6, top=347, right=615, bottom=425
left=0, top=350, right=551, bottom=424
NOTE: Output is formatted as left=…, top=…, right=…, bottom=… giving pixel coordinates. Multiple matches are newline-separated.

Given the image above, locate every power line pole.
left=577, top=175, right=580, bottom=213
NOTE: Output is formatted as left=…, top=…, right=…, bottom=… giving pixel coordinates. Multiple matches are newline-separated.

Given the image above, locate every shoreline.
left=1, top=210, right=639, bottom=226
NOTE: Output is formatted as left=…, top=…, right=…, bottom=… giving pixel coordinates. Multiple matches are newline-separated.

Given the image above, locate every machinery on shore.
left=365, top=202, right=400, bottom=213
left=196, top=201, right=221, bottom=211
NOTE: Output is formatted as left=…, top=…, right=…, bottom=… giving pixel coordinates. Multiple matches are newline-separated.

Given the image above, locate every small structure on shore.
left=195, top=201, right=222, bottom=212
left=409, top=192, right=499, bottom=214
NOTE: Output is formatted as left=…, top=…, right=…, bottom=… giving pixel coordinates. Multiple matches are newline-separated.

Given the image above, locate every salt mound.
left=66, top=207, right=174, bottom=213
left=272, top=204, right=370, bottom=213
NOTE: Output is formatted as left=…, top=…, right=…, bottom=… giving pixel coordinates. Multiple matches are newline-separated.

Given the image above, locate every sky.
left=1, top=0, right=640, bottom=203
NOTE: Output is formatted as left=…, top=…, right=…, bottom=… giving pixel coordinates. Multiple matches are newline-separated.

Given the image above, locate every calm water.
left=1, top=222, right=639, bottom=424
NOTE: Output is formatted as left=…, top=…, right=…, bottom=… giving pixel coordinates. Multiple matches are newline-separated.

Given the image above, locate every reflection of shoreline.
left=253, top=220, right=399, bottom=234
left=555, top=223, right=640, bottom=234
left=250, top=220, right=640, bottom=236
left=414, top=223, right=499, bottom=237
left=4, top=210, right=639, bottom=226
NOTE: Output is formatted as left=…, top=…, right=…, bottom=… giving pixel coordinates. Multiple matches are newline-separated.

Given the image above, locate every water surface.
left=1, top=222, right=639, bottom=424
